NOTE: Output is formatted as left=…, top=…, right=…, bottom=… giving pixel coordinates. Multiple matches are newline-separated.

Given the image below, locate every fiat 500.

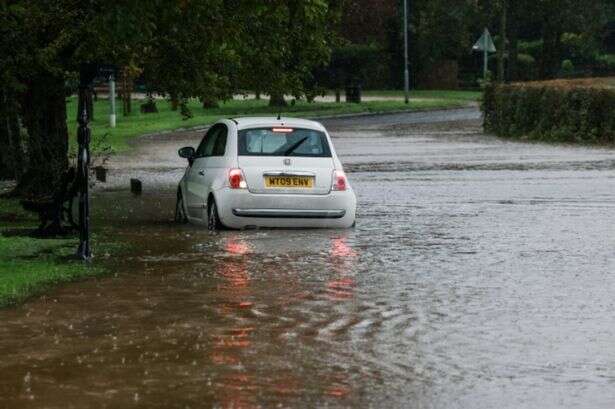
left=175, top=117, right=356, bottom=230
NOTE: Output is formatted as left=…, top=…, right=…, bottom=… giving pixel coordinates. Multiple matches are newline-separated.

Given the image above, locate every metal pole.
left=109, top=74, right=116, bottom=128
left=77, top=86, right=92, bottom=260
left=483, top=28, right=489, bottom=80
left=403, top=0, right=410, bottom=104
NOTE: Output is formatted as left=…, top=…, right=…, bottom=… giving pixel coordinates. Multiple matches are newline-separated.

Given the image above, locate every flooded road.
left=2, top=109, right=615, bottom=408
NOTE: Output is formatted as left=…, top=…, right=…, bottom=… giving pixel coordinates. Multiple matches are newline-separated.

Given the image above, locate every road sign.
left=473, top=28, right=496, bottom=53
left=473, top=28, right=496, bottom=80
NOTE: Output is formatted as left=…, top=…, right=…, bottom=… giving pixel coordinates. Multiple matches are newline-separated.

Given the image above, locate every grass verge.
left=0, top=196, right=112, bottom=308
left=361, top=89, right=482, bottom=100
left=66, top=91, right=480, bottom=154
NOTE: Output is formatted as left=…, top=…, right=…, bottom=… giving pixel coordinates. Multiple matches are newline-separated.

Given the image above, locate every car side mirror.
left=178, top=146, right=195, bottom=164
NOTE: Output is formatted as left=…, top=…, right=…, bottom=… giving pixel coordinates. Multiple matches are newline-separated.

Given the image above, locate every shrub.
left=518, top=40, right=543, bottom=61
left=482, top=80, right=615, bottom=144
left=517, top=53, right=538, bottom=81
left=594, top=54, right=615, bottom=75
left=561, top=33, right=600, bottom=66
left=560, top=60, right=575, bottom=78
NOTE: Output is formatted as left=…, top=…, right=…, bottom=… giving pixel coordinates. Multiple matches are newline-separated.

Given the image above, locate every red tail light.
left=229, top=168, right=247, bottom=189
left=332, top=170, right=348, bottom=191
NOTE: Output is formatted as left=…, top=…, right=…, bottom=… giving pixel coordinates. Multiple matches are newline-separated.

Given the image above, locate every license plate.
left=265, top=176, right=314, bottom=188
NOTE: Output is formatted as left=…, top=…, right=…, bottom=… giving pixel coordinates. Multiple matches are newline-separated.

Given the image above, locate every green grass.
left=67, top=91, right=479, bottom=154
left=361, top=89, right=482, bottom=101
left=0, top=197, right=110, bottom=307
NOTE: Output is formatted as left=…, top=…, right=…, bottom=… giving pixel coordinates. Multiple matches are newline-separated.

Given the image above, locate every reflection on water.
left=327, top=236, right=357, bottom=301
left=202, top=232, right=361, bottom=407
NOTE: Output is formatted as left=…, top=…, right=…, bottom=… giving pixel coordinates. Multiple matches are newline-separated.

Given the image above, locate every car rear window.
left=238, top=127, right=332, bottom=157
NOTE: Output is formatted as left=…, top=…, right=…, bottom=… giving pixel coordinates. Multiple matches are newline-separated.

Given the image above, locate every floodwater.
left=2, top=109, right=615, bottom=408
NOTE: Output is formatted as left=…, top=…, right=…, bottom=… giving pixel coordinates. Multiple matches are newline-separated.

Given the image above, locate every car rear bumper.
left=216, top=188, right=356, bottom=229
left=232, top=208, right=346, bottom=219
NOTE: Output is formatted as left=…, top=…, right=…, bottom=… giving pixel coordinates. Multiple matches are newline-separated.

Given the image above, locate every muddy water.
left=2, top=110, right=615, bottom=408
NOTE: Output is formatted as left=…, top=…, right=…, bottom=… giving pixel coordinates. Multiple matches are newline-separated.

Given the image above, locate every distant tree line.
left=323, top=0, right=615, bottom=89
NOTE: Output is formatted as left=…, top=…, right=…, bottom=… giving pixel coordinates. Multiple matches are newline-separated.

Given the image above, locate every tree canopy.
left=0, top=0, right=339, bottom=195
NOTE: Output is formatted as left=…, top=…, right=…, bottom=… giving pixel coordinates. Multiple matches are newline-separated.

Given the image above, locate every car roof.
left=229, top=116, right=326, bottom=132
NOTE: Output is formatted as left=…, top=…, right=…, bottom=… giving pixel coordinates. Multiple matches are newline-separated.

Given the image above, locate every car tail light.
left=229, top=168, right=247, bottom=189
left=332, top=170, right=348, bottom=191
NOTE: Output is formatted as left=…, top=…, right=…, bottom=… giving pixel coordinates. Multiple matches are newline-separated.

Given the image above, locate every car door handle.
left=198, top=170, right=205, bottom=176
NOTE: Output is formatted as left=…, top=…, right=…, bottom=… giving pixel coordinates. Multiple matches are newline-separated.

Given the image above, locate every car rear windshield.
left=238, top=127, right=332, bottom=157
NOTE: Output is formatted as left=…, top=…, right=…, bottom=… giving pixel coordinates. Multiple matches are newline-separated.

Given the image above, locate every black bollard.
left=95, top=166, right=107, bottom=183
left=130, top=178, right=142, bottom=195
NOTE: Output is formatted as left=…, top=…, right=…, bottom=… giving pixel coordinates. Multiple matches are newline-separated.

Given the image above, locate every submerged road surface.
left=2, top=109, right=615, bottom=408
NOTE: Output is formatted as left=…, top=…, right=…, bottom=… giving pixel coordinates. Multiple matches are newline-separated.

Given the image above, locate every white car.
left=175, top=117, right=356, bottom=230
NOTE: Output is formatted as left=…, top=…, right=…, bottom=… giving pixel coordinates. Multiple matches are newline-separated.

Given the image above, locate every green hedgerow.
left=482, top=80, right=615, bottom=144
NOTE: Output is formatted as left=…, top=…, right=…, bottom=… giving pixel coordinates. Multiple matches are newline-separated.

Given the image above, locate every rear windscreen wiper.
left=281, top=137, right=309, bottom=156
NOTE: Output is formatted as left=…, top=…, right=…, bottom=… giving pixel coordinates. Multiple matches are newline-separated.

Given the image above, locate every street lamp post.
left=109, top=73, right=116, bottom=128
left=76, top=82, right=92, bottom=260
left=403, top=0, right=410, bottom=104
left=75, top=64, right=115, bottom=260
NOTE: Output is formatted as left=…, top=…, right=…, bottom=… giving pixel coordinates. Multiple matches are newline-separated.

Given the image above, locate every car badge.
left=284, top=158, right=291, bottom=166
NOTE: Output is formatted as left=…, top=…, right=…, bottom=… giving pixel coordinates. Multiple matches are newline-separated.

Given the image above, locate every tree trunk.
left=170, top=94, right=179, bottom=111
left=13, top=74, right=68, bottom=198
left=268, top=92, right=287, bottom=107
left=0, top=86, right=25, bottom=181
left=540, top=21, right=562, bottom=79
left=121, top=68, right=132, bottom=116
left=507, top=6, right=519, bottom=82
left=0, top=87, right=13, bottom=179
left=497, top=1, right=507, bottom=83
left=202, top=96, right=219, bottom=109
left=255, top=90, right=261, bottom=100
left=335, top=89, right=341, bottom=103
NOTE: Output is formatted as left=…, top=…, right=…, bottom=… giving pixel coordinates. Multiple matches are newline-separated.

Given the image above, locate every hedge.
left=482, top=80, right=615, bottom=144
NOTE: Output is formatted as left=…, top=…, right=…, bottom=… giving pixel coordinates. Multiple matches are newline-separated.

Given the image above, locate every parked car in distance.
left=175, top=117, right=357, bottom=230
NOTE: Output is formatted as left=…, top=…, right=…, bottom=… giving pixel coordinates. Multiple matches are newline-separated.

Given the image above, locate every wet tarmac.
left=2, top=109, right=615, bottom=408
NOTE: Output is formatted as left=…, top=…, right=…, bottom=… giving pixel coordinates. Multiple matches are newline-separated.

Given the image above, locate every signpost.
left=403, top=0, right=410, bottom=104
left=473, top=28, right=497, bottom=80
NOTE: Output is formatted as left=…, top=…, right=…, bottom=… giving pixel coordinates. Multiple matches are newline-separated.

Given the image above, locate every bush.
left=560, top=59, right=575, bottom=78
left=561, top=33, right=600, bottom=66
left=594, top=54, right=615, bottom=75
left=518, top=40, right=543, bottom=61
left=482, top=80, right=615, bottom=144
left=517, top=53, right=538, bottom=81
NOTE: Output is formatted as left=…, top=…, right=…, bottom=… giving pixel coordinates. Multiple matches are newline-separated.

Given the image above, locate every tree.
left=0, top=4, right=26, bottom=181
left=140, top=1, right=241, bottom=115
left=409, top=0, right=478, bottom=87
left=237, top=1, right=336, bottom=106
left=0, top=2, right=86, bottom=196
left=0, top=1, right=240, bottom=195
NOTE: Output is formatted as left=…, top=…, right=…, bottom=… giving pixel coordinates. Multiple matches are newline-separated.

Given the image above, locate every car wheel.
left=175, top=190, right=188, bottom=224
left=207, top=198, right=222, bottom=231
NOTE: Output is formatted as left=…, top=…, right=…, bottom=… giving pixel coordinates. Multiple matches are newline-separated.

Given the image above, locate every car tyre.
left=208, top=198, right=223, bottom=231
left=175, top=190, right=188, bottom=224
